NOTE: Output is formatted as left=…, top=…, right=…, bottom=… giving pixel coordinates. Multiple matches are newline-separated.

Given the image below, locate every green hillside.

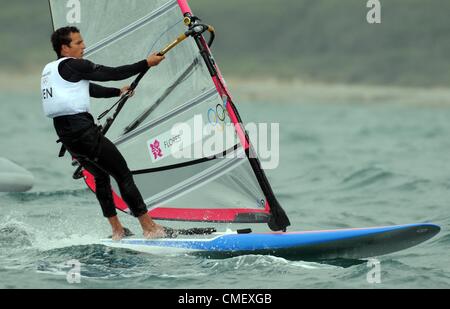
left=0, top=0, right=54, bottom=71
left=1, top=0, right=450, bottom=87
left=190, top=0, right=450, bottom=86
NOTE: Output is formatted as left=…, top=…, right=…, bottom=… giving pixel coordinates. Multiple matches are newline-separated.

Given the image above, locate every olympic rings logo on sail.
left=207, top=103, right=229, bottom=131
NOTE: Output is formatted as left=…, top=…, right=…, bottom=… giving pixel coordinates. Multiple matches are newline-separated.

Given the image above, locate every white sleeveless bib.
left=41, top=57, right=90, bottom=118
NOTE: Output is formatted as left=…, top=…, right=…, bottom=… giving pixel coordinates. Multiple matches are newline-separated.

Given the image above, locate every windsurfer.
left=41, top=26, right=167, bottom=240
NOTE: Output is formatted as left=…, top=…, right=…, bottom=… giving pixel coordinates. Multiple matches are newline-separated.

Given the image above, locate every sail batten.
left=132, top=144, right=238, bottom=174
left=84, top=1, right=179, bottom=57
left=123, top=56, right=201, bottom=135
left=114, top=86, right=217, bottom=145
left=143, top=147, right=248, bottom=207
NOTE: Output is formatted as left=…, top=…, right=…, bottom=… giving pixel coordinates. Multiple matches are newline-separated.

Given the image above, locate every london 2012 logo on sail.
left=147, top=131, right=184, bottom=163
left=149, top=139, right=163, bottom=161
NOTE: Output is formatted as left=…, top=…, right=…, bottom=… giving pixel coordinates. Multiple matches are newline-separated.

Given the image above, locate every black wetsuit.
left=53, top=58, right=148, bottom=218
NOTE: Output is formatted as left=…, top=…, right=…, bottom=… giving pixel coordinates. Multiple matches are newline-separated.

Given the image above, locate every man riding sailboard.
left=41, top=26, right=167, bottom=240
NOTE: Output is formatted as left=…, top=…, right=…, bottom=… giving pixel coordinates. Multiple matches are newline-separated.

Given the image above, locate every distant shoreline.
left=226, top=78, right=450, bottom=105
left=3, top=72, right=450, bottom=105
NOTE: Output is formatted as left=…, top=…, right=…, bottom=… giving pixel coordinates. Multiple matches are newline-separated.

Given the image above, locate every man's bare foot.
left=138, top=214, right=168, bottom=238
left=111, top=228, right=125, bottom=241
left=108, top=215, right=125, bottom=241
left=143, top=225, right=167, bottom=239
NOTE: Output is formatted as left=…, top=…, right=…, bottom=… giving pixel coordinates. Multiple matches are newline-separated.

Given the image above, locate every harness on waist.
left=56, top=125, right=104, bottom=178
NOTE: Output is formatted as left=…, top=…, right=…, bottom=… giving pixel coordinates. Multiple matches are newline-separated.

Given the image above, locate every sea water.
left=0, top=88, right=449, bottom=289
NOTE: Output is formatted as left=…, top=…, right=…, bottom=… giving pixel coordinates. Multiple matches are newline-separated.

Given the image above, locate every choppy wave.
left=340, top=166, right=396, bottom=189
left=0, top=221, right=34, bottom=249
left=286, top=131, right=320, bottom=143
left=5, top=189, right=89, bottom=202
left=432, top=231, right=450, bottom=247
left=391, top=178, right=432, bottom=192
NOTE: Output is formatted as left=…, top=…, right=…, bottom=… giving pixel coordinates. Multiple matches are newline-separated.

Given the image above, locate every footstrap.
left=163, top=227, right=216, bottom=238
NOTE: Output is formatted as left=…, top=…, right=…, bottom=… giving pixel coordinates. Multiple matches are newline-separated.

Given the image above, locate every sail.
left=48, top=0, right=290, bottom=230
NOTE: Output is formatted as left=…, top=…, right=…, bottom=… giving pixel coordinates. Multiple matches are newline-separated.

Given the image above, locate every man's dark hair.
left=51, top=26, right=80, bottom=58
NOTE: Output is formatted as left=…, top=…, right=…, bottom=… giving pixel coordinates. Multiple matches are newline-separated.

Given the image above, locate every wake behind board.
left=101, top=223, right=440, bottom=260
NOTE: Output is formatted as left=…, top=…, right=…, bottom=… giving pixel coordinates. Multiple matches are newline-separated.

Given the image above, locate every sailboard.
left=48, top=0, right=440, bottom=260
left=101, top=223, right=440, bottom=260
